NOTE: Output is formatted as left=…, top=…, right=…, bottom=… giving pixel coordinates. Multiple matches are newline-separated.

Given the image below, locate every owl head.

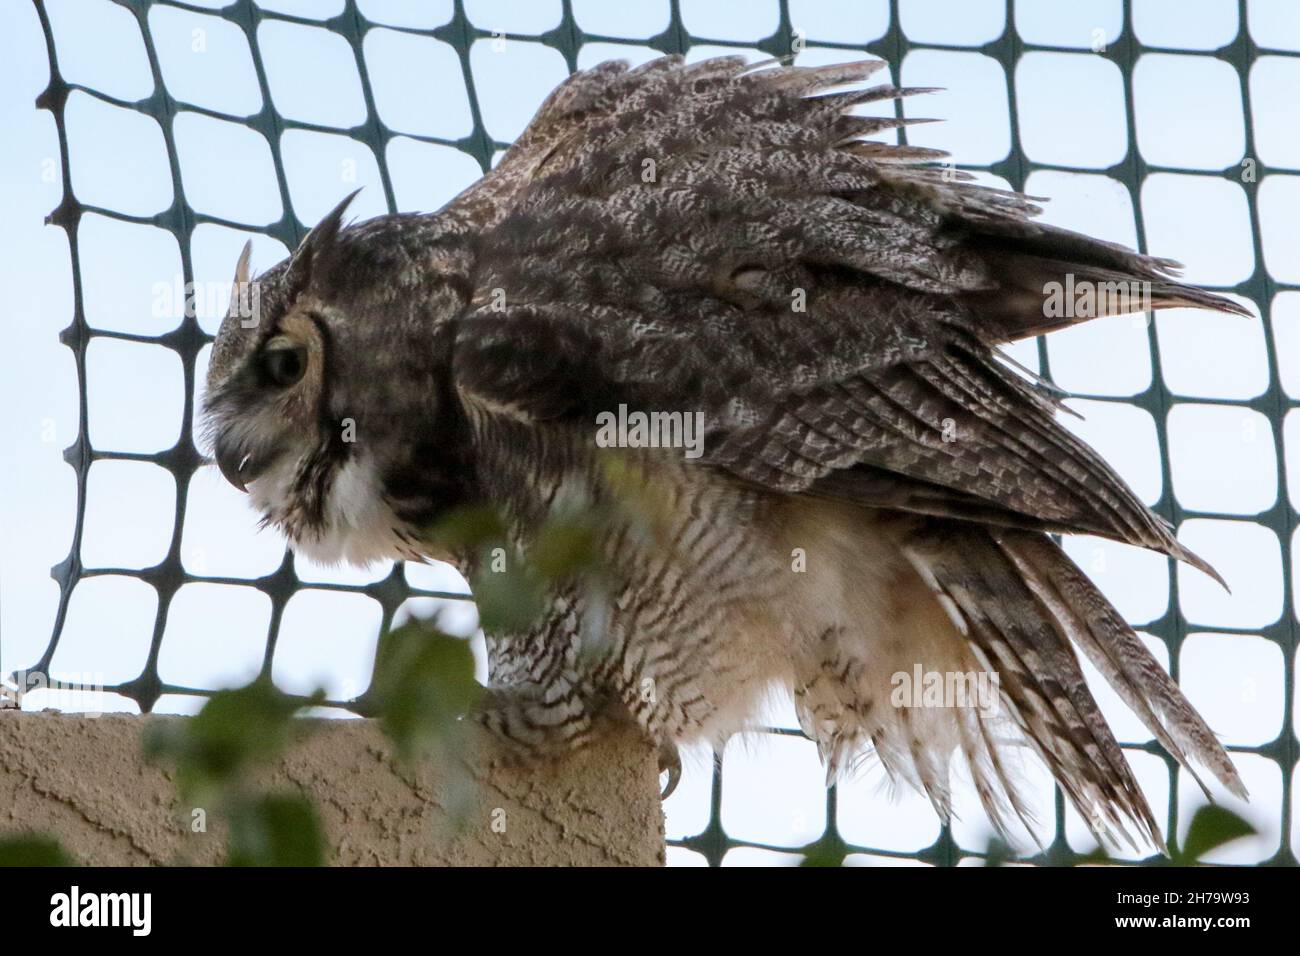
left=202, top=191, right=476, bottom=567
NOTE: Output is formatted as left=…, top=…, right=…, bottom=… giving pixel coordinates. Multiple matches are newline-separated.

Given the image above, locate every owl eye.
left=261, top=340, right=307, bottom=388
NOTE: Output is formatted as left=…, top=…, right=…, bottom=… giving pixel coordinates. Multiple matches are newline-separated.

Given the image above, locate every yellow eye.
left=261, top=339, right=307, bottom=388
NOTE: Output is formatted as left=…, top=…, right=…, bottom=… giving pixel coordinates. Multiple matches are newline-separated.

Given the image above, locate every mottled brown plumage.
left=205, top=55, right=1246, bottom=852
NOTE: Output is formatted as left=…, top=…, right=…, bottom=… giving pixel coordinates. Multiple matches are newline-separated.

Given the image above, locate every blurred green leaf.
left=227, top=794, right=324, bottom=867
left=471, top=562, right=548, bottom=633
left=1176, top=805, right=1255, bottom=864
left=425, top=505, right=509, bottom=556
left=983, top=837, right=1014, bottom=867
left=531, top=514, right=605, bottom=580
left=143, top=676, right=323, bottom=802
left=366, top=619, right=482, bottom=762
left=0, top=834, right=73, bottom=866
left=798, top=834, right=847, bottom=867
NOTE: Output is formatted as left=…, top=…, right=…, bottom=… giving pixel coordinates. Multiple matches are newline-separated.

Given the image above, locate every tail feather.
left=931, top=191, right=1254, bottom=342
left=996, top=530, right=1248, bottom=802
left=955, top=693, right=1043, bottom=843
left=900, top=520, right=1243, bottom=853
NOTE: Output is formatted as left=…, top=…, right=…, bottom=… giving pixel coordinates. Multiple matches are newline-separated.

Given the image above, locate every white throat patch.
left=250, top=451, right=414, bottom=567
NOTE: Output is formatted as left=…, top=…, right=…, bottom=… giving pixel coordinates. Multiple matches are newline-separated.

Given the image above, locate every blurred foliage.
left=797, top=833, right=850, bottom=867
left=144, top=677, right=327, bottom=865
left=363, top=618, right=482, bottom=763
left=984, top=838, right=1109, bottom=868
left=144, top=677, right=324, bottom=806
left=136, top=493, right=630, bottom=866
left=792, top=803, right=1258, bottom=868
left=0, top=834, right=74, bottom=867
left=1174, top=805, right=1257, bottom=865
left=427, top=455, right=672, bottom=628
left=7, top=467, right=1273, bottom=869
left=426, top=501, right=614, bottom=634
left=142, top=619, right=493, bottom=864
left=979, top=803, right=1257, bottom=867
left=227, top=793, right=324, bottom=867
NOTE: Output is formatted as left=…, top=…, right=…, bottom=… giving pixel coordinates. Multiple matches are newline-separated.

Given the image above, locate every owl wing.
left=448, top=55, right=1239, bottom=575
left=446, top=56, right=1251, bottom=840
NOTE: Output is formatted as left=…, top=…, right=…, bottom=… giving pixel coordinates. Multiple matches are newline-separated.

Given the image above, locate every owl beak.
left=215, top=437, right=264, bottom=494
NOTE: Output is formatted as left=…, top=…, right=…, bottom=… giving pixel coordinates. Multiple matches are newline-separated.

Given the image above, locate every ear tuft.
left=285, top=188, right=362, bottom=297
left=227, top=238, right=254, bottom=317
left=233, top=238, right=252, bottom=285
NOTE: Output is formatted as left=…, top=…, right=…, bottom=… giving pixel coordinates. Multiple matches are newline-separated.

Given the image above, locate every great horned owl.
left=205, top=56, right=1246, bottom=851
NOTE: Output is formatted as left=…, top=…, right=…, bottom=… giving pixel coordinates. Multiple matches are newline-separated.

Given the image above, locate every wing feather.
left=447, top=55, right=1239, bottom=571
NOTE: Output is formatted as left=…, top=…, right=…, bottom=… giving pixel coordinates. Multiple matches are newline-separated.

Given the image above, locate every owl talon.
left=658, top=742, right=681, bottom=799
